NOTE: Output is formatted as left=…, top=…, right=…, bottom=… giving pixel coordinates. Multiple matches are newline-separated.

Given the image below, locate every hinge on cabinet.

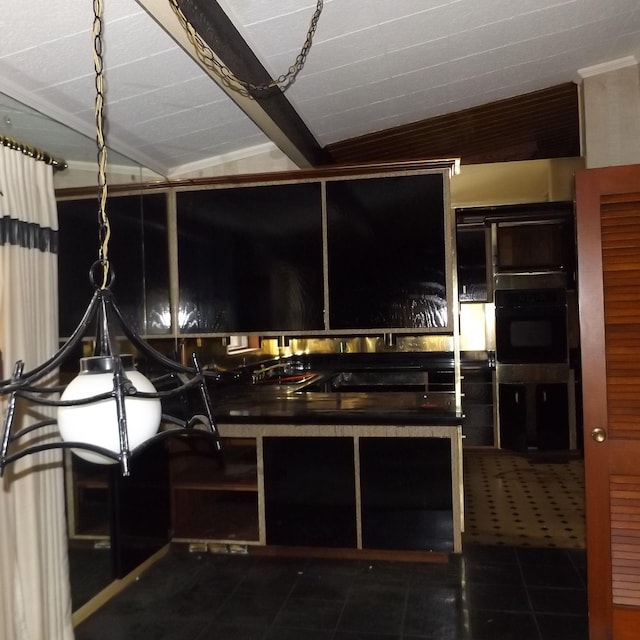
left=189, top=542, right=250, bottom=555
left=228, top=544, right=248, bottom=555
left=207, top=543, right=228, bottom=554
left=93, top=539, right=111, bottom=550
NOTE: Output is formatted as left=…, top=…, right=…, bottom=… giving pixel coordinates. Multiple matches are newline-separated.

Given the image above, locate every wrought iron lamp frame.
left=0, top=281, right=222, bottom=477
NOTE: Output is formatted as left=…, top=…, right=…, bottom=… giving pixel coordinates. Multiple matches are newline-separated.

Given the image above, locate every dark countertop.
left=202, top=351, right=481, bottom=426
left=211, top=388, right=462, bottom=426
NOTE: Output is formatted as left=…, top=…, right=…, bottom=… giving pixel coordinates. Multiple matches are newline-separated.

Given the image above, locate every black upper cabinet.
left=456, top=202, right=577, bottom=296
left=57, top=193, right=170, bottom=337
left=327, top=173, right=447, bottom=330
left=495, top=217, right=575, bottom=277
left=58, top=163, right=454, bottom=337
left=456, top=224, right=489, bottom=301
left=176, top=183, right=324, bottom=333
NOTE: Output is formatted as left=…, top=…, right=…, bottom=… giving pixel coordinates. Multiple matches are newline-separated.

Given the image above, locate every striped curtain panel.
left=0, top=145, right=74, bottom=640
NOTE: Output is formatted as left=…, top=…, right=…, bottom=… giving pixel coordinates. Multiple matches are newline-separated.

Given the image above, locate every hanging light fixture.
left=0, top=0, right=323, bottom=477
left=0, top=0, right=222, bottom=477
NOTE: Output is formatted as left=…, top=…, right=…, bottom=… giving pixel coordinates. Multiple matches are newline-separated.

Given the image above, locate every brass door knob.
left=591, top=427, right=607, bottom=443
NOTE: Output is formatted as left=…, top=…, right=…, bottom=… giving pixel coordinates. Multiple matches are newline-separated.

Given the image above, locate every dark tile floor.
left=73, top=544, right=587, bottom=640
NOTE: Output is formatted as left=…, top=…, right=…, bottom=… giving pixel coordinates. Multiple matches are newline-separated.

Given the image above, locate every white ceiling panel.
left=385, top=39, right=452, bottom=76
left=105, top=80, right=232, bottom=126
left=2, top=32, right=92, bottom=93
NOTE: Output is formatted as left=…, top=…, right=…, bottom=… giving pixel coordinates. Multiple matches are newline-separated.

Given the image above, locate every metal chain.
left=90, top=0, right=322, bottom=291
left=168, top=0, right=323, bottom=97
left=93, top=0, right=110, bottom=289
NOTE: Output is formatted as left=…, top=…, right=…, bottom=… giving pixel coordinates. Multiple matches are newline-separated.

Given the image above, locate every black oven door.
left=495, top=289, right=568, bottom=364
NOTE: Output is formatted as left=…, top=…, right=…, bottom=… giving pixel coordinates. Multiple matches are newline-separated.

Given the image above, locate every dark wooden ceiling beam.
left=177, top=0, right=331, bottom=167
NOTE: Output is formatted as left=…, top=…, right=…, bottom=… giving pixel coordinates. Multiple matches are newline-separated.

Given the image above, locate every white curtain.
left=0, top=145, right=74, bottom=639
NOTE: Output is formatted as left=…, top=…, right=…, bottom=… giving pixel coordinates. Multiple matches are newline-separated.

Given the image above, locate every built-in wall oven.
left=495, top=288, right=568, bottom=365
left=494, top=286, right=575, bottom=451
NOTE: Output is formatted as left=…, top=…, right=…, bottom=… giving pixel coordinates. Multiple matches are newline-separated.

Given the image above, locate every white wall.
left=450, top=157, right=584, bottom=208
left=579, top=57, right=640, bottom=169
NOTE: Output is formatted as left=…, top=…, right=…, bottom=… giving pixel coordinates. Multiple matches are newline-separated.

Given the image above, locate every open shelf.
left=169, top=437, right=260, bottom=542
left=66, top=457, right=110, bottom=539
left=172, top=490, right=259, bottom=541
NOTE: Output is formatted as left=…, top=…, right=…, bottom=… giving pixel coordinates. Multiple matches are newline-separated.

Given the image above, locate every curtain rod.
left=0, top=134, right=67, bottom=172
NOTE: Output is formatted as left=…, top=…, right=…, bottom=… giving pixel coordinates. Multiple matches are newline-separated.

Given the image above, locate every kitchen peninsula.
left=169, top=352, right=464, bottom=555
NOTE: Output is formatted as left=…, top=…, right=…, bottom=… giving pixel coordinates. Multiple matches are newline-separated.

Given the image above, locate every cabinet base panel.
left=265, top=504, right=357, bottom=548
left=362, top=509, right=454, bottom=552
left=246, top=544, right=450, bottom=564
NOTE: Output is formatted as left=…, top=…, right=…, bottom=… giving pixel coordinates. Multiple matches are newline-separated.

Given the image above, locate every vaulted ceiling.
left=1, top=0, right=638, bottom=178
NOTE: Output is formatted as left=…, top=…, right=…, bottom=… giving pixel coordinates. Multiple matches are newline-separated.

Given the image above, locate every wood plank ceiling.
left=326, top=83, right=580, bottom=166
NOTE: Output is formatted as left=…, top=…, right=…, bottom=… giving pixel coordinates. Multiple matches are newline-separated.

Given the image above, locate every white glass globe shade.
left=58, top=356, right=162, bottom=465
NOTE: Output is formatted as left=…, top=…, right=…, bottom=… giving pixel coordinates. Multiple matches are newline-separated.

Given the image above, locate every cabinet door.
left=263, top=437, right=357, bottom=548
left=496, top=218, right=574, bottom=278
left=498, top=384, right=527, bottom=451
left=111, top=441, right=171, bottom=578
left=359, top=437, right=453, bottom=551
left=57, top=193, right=170, bottom=336
left=536, top=383, right=570, bottom=451
left=176, top=184, right=324, bottom=333
left=326, top=173, right=450, bottom=330
left=457, top=225, right=489, bottom=301
left=69, top=442, right=172, bottom=579
left=461, top=367, right=494, bottom=446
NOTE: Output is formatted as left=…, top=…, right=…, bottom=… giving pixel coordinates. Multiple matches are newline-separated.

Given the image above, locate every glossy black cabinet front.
left=499, top=382, right=570, bottom=452
left=498, top=383, right=527, bottom=451
left=536, top=383, right=570, bottom=450
left=176, top=183, right=324, bottom=334
left=263, top=437, right=357, bottom=548
left=360, top=437, right=453, bottom=552
left=326, top=173, right=447, bottom=330
left=461, top=365, right=494, bottom=446
left=262, top=433, right=456, bottom=552
left=58, top=164, right=454, bottom=337
left=456, top=224, right=489, bottom=302
left=57, top=193, right=170, bottom=337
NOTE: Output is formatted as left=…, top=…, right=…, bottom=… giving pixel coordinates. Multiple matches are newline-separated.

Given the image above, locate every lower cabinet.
left=67, top=424, right=464, bottom=554
left=112, top=441, right=172, bottom=577
left=460, top=366, right=494, bottom=446
left=260, top=426, right=463, bottom=553
left=498, top=382, right=571, bottom=452
left=498, top=383, right=527, bottom=451
left=66, top=456, right=111, bottom=540
left=65, top=442, right=173, bottom=579
left=263, top=437, right=357, bottom=547
left=536, top=383, right=570, bottom=450
left=169, top=437, right=260, bottom=543
left=66, top=438, right=260, bottom=544
left=359, top=437, right=453, bottom=551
